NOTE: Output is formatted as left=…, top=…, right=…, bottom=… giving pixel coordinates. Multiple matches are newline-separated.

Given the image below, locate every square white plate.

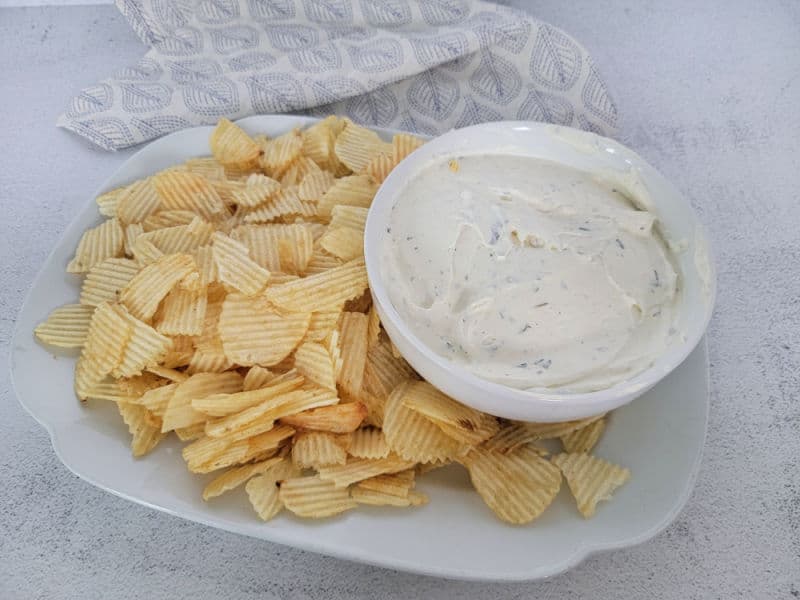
left=10, top=115, right=709, bottom=582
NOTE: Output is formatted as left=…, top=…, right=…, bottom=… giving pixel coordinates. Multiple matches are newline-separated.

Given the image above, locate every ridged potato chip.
left=351, top=487, right=412, bottom=507
left=246, top=458, right=300, bottom=520
left=279, top=475, right=357, bottom=518
left=365, top=153, right=397, bottom=184
left=131, top=237, right=164, bottom=266
left=357, top=469, right=415, bottom=497
left=259, top=129, right=303, bottom=177
left=348, top=427, right=389, bottom=459
left=383, top=381, right=465, bottom=463
left=161, top=372, right=243, bottom=432
left=34, top=304, right=95, bottom=348
left=561, top=417, right=606, bottom=454
left=111, top=305, right=173, bottom=378
left=142, top=209, right=199, bottom=232
left=117, top=178, right=161, bottom=224
left=280, top=402, right=367, bottom=433
left=120, top=253, right=196, bottom=321
left=243, top=188, right=316, bottom=223
left=152, top=170, right=226, bottom=221
left=317, top=174, right=377, bottom=218
left=117, top=401, right=166, bottom=457
left=482, top=423, right=552, bottom=455
left=145, top=365, right=188, bottom=383
left=292, top=432, right=347, bottom=469
left=304, top=308, right=342, bottom=342
left=219, top=293, right=309, bottom=366
left=74, top=302, right=132, bottom=398
left=402, top=382, right=499, bottom=446
left=392, top=133, right=425, bottom=163
left=184, top=157, right=226, bottom=181
left=462, top=445, right=562, bottom=524
left=210, top=118, right=261, bottom=167
left=265, top=257, right=367, bottom=313
left=231, top=224, right=313, bottom=274
left=363, top=340, right=417, bottom=399
left=366, top=305, right=381, bottom=349
left=123, top=223, right=144, bottom=256
left=551, top=453, right=630, bottom=518
left=318, top=227, right=363, bottom=261
left=96, top=187, right=124, bottom=217
left=202, top=456, right=283, bottom=501
left=279, top=156, right=322, bottom=187
left=242, top=365, right=276, bottom=391
left=329, top=205, right=368, bottom=232
left=300, top=117, right=338, bottom=169
left=212, top=232, right=270, bottom=296
left=80, top=258, right=141, bottom=306
left=305, top=249, right=343, bottom=275
left=67, top=218, right=124, bottom=273
left=192, top=371, right=305, bottom=417
left=141, top=216, right=215, bottom=254
left=232, top=175, right=281, bottom=208
left=130, top=381, right=176, bottom=415
left=294, top=342, right=336, bottom=390
left=337, top=312, right=368, bottom=398
left=155, top=287, right=207, bottom=336
left=298, top=170, right=336, bottom=202
left=334, top=121, right=392, bottom=173
left=316, top=454, right=415, bottom=489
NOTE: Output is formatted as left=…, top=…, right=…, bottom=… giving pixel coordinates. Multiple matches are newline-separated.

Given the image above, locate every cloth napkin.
left=58, top=0, right=618, bottom=151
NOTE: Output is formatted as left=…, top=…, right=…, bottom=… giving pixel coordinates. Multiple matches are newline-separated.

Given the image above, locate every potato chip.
left=357, top=469, right=415, bottom=497
left=358, top=391, right=386, bottom=428
left=363, top=340, right=416, bottom=399
left=317, top=175, right=378, bottom=218
left=81, top=380, right=137, bottom=402
left=329, top=205, right=368, bottom=233
left=117, top=401, right=166, bottom=457
left=351, top=487, right=413, bottom=507
left=265, top=257, right=367, bottom=313
left=142, top=209, right=199, bottom=232
left=131, top=237, right=164, bottom=266
left=119, top=372, right=170, bottom=399
left=318, top=227, right=363, bottom=261
left=279, top=475, right=357, bottom=518
left=561, top=417, right=606, bottom=454
left=111, top=306, right=173, bottom=378
left=279, top=156, right=322, bottom=187
left=334, top=121, right=392, bottom=173
left=259, top=129, right=303, bottom=177
left=175, top=423, right=206, bottom=441
left=34, top=304, right=95, bottom=348
left=486, top=415, right=606, bottom=450
left=343, top=290, right=372, bottom=314
left=184, top=157, right=226, bottom=181
left=482, top=424, right=548, bottom=455
left=243, top=188, right=316, bottom=223
left=365, top=153, right=397, bottom=184
left=193, top=244, right=217, bottom=286
left=304, top=308, right=342, bottom=342
left=416, top=459, right=452, bottom=476
left=292, top=432, right=347, bottom=469
left=162, top=334, right=195, bottom=368
left=96, top=187, right=124, bottom=217
left=211, top=232, right=270, bottom=295
left=152, top=170, right=226, bottom=221
left=193, top=371, right=305, bottom=417
left=145, top=365, right=188, bottom=383
left=219, top=293, right=309, bottom=366
left=242, top=365, right=276, bottom=391
left=402, top=382, right=499, bottom=446
left=298, top=170, right=336, bottom=203
left=187, top=429, right=289, bottom=473
left=462, top=445, right=562, bottom=524
left=79, top=258, right=141, bottom=306
left=117, top=178, right=161, bottom=224
left=366, top=306, right=381, bottom=349
left=383, top=381, right=465, bottom=463
left=232, top=224, right=313, bottom=274
left=300, top=116, right=338, bottom=169
left=246, top=458, right=300, bottom=520
left=232, top=177, right=281, bottom=208
left=210, top=118, right=261, bottom=167
left=337, top=312, right=368, bottom=397
left=161, top=372, right=243, bottom=432
left=316, top=454, right=415, bottom=488
left=305, top=249, right=343, bottom=275
left=120, top=253, right=196, bottom=321
left=155, top=287, right=207, bottom=336
left=74, top=302, right=132, bottom=399
left=551, top=453, right=630, bottom=518
left=67, top=218, right=124, bottom=273
left=325, top=328, right=344, bottom=381
left=280, top=402, right=366, bottom=433
left=202, top=456, right=283, bottom=501
left=392, top=133, right=425, bottom=163
left=294, top=342, right=336, bottom=390
left=186, top=344, right=232, bottom=374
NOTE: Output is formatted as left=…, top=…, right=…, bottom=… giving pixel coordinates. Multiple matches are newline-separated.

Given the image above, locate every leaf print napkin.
left=58, top=0, right=618, bottom=151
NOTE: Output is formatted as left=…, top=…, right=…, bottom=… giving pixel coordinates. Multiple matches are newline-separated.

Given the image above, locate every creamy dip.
left=380, top=154, right=681, bottom=393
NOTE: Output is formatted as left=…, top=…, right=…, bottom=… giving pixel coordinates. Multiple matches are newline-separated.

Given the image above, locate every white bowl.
left=365, top=121, right=716, bottom=422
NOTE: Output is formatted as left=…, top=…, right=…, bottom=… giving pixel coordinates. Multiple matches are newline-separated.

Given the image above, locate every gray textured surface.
left=1, top=2, right=798, bottom=598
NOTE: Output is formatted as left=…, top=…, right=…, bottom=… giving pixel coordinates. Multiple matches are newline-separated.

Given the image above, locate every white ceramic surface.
left=11, top=115, right=709, bottom=581
left=365, top=121, right=716, bottom=422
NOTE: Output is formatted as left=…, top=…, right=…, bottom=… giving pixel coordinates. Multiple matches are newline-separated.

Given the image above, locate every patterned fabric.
left=57, top=0, right=618, bottom=151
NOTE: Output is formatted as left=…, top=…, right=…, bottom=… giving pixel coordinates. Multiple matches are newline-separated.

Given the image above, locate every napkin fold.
left=58, top=0, right=618, bottom=151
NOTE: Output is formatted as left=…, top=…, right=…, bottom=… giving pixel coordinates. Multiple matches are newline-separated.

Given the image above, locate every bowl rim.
left=364, top=120, right=717, bottom=421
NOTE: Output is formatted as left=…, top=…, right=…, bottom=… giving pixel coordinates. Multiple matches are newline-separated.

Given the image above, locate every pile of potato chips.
left=34, top=117, right=630, bottom=524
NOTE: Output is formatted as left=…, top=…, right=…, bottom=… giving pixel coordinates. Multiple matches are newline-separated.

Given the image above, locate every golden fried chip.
left=279, top=156, right=322, bottom=187
left=145, top=365, right=188, bottom=383
left=209, top=118, right=261, bottom=167
left=259, top=129, right=303, bottom=177
left=337, top=312, right=368, bottom=397
left=294, top=342, right=336, bottom=390
left=184, top=157, right=226, bottom=181
left=561, top=417, right=606, bottom=454
left=142, top=209, right=200, bottom=232
left=34, top=304, right=95, bottom=348
left=383, top=380, right=465, bottom=463
left=117, top=401, right=166, bottom=457
left=131, top=237, right=164, bottom=266
left=484, top=415, right=606, bottom=454
left=462, top=445, right=562, bottom=524
left=280, top=402, right=367, bottom=433
left=161, top=372, right=243, bottom=432
left=80, top=258, right=141, bottom=307
left=202, top=456, right=283, bottom=501
left=265, top=257, right=367, bottom=313
left=123, top=224, right=143, bottom=259
left=392, top=133, right=425, bottom=163
left=73, top=302, right=132, bottom=399
left=279, top=475, right=357, bottom=518
left=242, top=365, right=276, bottom=391
left=300, top=116, right=338, bottom=169
left=416, top=459, right=452, bottom=476
left=304, top=308, right=342, bottom=342
left=175, top=423, right=206, bottom=441
left=95, top=187, right=124, bottom=217
left=111, top=305, right=173, bottom=378
left=316, top=454, right=414, bottom=488
left=231, top=224, right=313, bottom=274
left=192, top=244, right=217, bottom=286
left=211, top=232, right=270, bottom=295
left=298, top=170, right=336, bottom=203
left=365, top=153, right=397, bottom=184
left=162, top=334, right=195, bottom=368
left=334, top=121, right=392, bottom=173
left=292, top=432, right=347, bottom=469
left=243, top=188, right=316, bottom=223
left=402, top=382, right=499, bottom=446
left=357, top=469, right=415, bottom=497
left=155, top=287, right=207, bottom=336
left=318, top=227, right=363, bottom=261
left=119, top=252, right=196, bottom=321
left=219, top=293, right=309, bottom=366
left=351, top=487, right=412, bottom=507
left=358, top=390, right=386, bottom=428
left=366, top=305, right=381, bottom=349
left=245, top=458, right=300, bottom=520
left=152, top=170, right=226, bottom=221
left=363, top=340, right=416, bottom=399
left=67, top=218, right=124, bottom=273
left=192, top=371, right=304, bottom=417
left=551, top=453, right=630, bottom=518
left=231, top=175, right=281, bottom=208
left=329, top=205, right=368, bottom=233
left=317, top=174, right=378, bottom=218
left=305, top=249, right=344, bottom=275
left=117, top=178, right=161, bottom=224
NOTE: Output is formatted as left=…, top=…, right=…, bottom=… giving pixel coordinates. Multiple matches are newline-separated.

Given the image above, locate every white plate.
left=10, top=115, right=709, bottom=582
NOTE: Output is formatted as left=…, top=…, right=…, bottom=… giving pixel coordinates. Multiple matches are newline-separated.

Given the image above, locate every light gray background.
left=1, top=1, right=798, bottom=598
